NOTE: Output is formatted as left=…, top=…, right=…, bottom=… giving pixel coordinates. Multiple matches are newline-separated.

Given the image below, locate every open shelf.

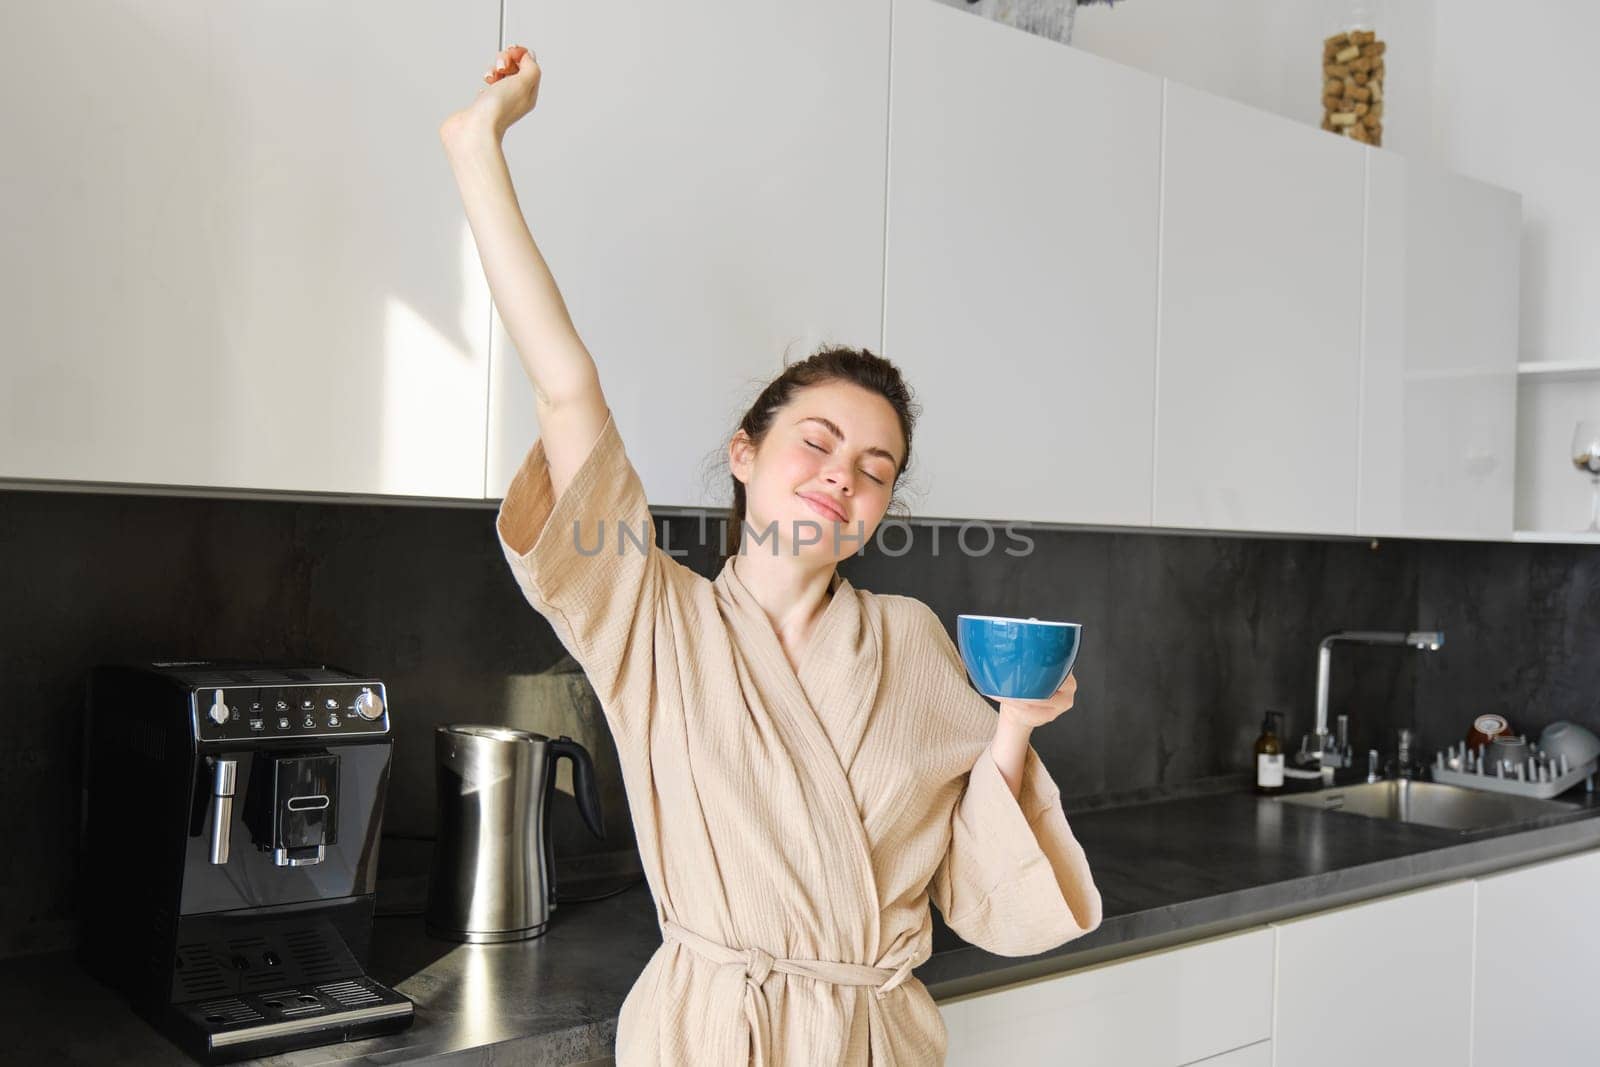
left=1517, top=361, right=1600, bottom=383
left=1512, top=529, right=1600, bottom=544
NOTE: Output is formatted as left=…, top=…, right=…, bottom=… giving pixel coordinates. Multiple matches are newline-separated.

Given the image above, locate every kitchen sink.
left=1274, top=779, right=1583, bottom=833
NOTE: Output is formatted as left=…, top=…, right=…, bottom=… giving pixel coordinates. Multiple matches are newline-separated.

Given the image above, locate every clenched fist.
left=440, top=44, right=541, bottom=147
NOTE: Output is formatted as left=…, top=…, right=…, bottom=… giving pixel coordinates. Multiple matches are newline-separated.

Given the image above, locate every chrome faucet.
left=1299, top=630, right=1445, bottom=771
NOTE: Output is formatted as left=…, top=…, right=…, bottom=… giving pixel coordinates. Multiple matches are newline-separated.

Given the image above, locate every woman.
left=440, top=44, right=1102, bottom=1065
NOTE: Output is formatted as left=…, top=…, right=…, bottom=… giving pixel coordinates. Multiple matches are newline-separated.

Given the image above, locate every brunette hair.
left=719, top=344, right=919, bottom=564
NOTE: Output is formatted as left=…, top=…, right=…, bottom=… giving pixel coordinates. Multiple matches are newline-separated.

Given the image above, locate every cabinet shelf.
left=1512, top=529, right=1600, bottom=544
left=1517, top=361, right=1600, bottom=382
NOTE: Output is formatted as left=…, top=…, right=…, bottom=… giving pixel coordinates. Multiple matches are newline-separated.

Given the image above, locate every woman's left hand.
left=998, top=672, right=1077, bottom=731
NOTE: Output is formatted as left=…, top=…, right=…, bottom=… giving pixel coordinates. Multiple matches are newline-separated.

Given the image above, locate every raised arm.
left=439, top=44, right=609, bottom=499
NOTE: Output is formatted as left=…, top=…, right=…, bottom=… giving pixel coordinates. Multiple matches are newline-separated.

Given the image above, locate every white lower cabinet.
left=1271, top=880, right=1475, bottom=1067
left=1473, top=848, right=1600, bottom=1066
left=940, top=927, right=1273, bottom=1066
left=940, top=850, right=1598, bottom=1066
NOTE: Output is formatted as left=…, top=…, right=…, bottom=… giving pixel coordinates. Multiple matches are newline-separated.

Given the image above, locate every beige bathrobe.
left=496, top=410, right=1103, bottom=1066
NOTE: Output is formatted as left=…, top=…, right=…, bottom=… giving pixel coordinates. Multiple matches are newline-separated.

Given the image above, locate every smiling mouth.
left=799, top=494, right=847, bottom=523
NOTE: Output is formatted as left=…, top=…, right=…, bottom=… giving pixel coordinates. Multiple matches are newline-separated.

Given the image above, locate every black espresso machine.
left=79, top=661, right=414, bottom=1063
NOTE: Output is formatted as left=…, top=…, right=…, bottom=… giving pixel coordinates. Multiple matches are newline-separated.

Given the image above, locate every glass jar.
left=1321, top=0, right=1386, bottom=146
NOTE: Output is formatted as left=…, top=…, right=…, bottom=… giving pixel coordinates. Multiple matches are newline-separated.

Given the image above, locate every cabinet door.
left=0, top=1, right=497, bottom=498
left=1272, top=880, right=1474, bottom=1067
left=940, top=927, right=1273, bottom=1066
left=1154, top=83, right=1366, bottom=535
left=884, top=0, right=1162, bottom=526
left=1474, top=848, right=1600, bottom=1065
left=487, top=0, right=890, bottom=506
left=1183, top=1041, right=1270, bottom=1067
left=1360, top=151, right=1519, bottom=539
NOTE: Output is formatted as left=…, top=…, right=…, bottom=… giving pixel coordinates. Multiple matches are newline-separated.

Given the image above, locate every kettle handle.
left=542, top=735, right=606, bottom=911
left=547, top=736, right=605, bottom=839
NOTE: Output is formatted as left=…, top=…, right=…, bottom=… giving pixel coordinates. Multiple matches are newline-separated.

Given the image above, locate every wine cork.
left=1321, top=27, right=1385, bottom=147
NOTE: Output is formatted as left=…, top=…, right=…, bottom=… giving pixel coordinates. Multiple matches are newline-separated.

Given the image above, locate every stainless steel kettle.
left=425, top=725, right=605, bottom=943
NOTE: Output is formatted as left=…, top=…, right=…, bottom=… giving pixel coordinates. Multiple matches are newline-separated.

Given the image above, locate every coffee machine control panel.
left=191, top=683, right=390, bottom=743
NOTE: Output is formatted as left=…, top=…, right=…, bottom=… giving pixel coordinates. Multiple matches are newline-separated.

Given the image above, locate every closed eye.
left=808, top=437, right=887, bottom=486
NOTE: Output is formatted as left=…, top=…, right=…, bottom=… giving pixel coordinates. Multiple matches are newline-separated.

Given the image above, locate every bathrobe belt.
left=660, top=920, right=918, bottom=1065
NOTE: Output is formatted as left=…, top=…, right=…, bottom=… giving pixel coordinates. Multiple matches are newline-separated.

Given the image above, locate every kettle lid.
left=436, top=724, right=550, bottom=743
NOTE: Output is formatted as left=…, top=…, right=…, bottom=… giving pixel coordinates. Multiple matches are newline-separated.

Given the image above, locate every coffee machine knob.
left=208, top=689, right=230, bottom=726
left=353, top=688, right=385, bottom=721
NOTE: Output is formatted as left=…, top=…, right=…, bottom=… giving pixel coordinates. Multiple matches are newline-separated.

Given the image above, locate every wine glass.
left=1574, top=419, right=1600, bottom=533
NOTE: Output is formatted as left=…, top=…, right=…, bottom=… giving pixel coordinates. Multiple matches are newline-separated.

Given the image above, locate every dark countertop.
left=10, top=781, right=1600, bottom=1066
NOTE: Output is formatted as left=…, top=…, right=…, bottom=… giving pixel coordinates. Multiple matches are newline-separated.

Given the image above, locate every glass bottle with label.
left=1255, top=711, right=1285, bottom=794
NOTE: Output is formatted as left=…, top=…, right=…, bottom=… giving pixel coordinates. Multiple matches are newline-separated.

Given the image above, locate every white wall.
left=1426, top=2, right=1600, bottom=530
left=1072, top=0, right=1600, bottom=371
left=1071, top=0, right=1436, bottom=156
left=1430, top=2, right=1600, bottom=365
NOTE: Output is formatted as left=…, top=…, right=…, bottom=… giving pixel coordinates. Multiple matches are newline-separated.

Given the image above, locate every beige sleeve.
left=495, top=410, right=666, bottom=735
left=930, top=745, right=1104, bottom=957
left=917, top=602, right=1104, bottom=957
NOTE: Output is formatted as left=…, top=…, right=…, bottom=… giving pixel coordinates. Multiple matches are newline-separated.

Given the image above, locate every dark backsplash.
left=3, top=485, right=1596, bottom=959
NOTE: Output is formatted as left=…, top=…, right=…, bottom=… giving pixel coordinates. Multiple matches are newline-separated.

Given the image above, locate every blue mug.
left=956, top=614, right=1083, bottom=701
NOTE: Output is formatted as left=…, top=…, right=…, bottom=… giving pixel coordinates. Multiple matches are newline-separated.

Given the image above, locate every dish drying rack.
left=1430, top=740, right=1597, bottom=800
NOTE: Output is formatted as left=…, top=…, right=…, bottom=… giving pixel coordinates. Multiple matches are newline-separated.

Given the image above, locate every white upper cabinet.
left=487, top=0, right=891, bottom=506
left=0, top=1, right=498, bottom=498
left=1360, top=151, right=1520, bottom=540
left=1272, top=880, right=1474, bottom=1067
left=1188, top=1043, right=1271, bottom=1066
left=1154, top=83, right=1367, bottom=535
left=1474, top=847, right=1600, bottom=1065
left=884, top=0, right=1162, bottom=526
left=1, top=1, right=1523, bottom=528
